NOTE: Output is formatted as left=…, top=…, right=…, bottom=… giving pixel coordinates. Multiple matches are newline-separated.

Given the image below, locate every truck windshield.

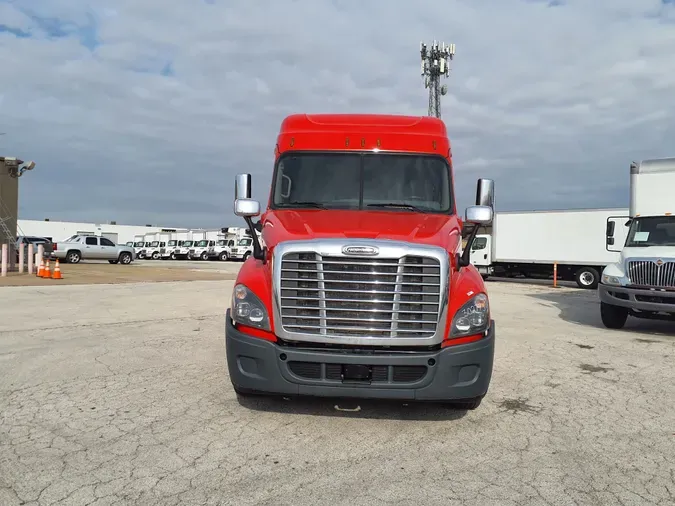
left=168, top=240, right=177, bottom=246
left=238, top=239, right=251, bottom=246
left=134, top=242, right=144, bottom=247
left=271, top=152, right=452, bottom=213
left=183, top=241, right=193, bottom=247
left=625, top=217, right=675, bottom=247
left=217, top=240, right=227, bottom=246
left=150, top=241, right=159, bottom=247
left=196, top=240, right=208, bottom=247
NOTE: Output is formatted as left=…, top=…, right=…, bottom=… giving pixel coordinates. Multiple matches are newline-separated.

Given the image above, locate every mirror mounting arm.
left=244, top=216, right=267, bottom=263
left=457, top=223, right=480, bottom=270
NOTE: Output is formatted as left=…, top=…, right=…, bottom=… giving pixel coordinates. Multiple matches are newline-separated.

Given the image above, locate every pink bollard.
left=1, top=244, right=7, bottom=277
left=27, top=243, right=34, bottom=274
left=18, top=242, right=25, bottom=273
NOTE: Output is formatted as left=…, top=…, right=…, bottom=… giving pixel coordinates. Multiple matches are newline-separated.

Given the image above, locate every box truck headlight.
left=231, top=284, right=271, bottom=331
left=450, top=293, right=490, bottom=337
left=601, top=273, right=622, bottom=286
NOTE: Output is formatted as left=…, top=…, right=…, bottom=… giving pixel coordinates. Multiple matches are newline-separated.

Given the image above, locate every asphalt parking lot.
left=1, top=272, right=674, bottom=505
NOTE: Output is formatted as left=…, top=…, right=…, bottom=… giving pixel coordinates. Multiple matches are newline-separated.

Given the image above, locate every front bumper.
left=599, top=283, right=675, bottom=312
left=225, top=310, right=495, bottom=402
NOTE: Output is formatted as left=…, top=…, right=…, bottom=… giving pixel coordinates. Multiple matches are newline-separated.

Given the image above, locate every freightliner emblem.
left=342, top=245, right=379, bottom=256
left=655, top=259, right=664, bottom=267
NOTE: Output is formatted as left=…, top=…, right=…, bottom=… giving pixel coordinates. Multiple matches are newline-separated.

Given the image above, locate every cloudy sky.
left=1, top=0, right=675, bottom=229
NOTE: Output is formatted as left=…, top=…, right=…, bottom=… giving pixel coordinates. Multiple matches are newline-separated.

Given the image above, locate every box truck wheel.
left=600, top=302, right=628, bottom=329
left=575, top=267, right=599, bottom=289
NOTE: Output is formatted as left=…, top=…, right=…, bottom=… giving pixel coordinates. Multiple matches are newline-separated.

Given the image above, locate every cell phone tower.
left=420, top=41, right=455, bottom=118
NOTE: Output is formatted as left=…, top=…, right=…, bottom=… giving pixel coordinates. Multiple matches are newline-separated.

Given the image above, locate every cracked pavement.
left=1, top=279, right=674, bottom=505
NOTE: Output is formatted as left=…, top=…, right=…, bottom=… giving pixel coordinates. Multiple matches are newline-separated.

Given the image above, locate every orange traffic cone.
left=37, top=258, right=44, bottom=277
left=51, top=259, right=62, bottom=279
left=42, top=260, right=51, bottom=278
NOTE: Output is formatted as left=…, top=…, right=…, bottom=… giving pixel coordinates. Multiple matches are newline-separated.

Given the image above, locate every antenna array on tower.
left=420, top=40, right=455, bottom=118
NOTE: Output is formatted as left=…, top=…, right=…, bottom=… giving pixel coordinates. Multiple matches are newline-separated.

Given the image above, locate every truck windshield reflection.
left=272, top=152, right=452, bottom=214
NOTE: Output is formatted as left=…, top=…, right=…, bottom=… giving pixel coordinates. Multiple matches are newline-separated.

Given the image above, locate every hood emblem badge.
left=655, top=259, right=664, bottom=267
left=342, top=245, right=379, bottom=256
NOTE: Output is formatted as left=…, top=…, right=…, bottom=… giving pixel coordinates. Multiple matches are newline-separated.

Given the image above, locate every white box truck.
left=599, top=157, right=675, bottom=328
left=175, top=231, right=194, bottom=260
left=469, top=208, right=629, bottom=289
left=189, top=230, right=216, bottom=260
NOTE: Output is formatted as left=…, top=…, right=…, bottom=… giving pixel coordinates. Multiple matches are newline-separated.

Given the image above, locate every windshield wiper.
left=281, top=201, right=328, bottom=209
left=367, top=203, right=426, bottom=212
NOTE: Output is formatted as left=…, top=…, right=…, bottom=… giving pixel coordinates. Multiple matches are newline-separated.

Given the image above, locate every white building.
left=17, top=219, right=186, bottom=245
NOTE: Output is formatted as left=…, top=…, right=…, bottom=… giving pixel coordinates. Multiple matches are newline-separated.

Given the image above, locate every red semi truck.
left=225, top=113, right=495, bottom=410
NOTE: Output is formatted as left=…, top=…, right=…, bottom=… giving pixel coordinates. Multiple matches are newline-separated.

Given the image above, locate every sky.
left=1, top=0, right=675, bottom=229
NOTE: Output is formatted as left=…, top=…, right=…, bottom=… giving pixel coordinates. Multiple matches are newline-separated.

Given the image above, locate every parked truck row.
left=127, top=227, right=262, bottom=262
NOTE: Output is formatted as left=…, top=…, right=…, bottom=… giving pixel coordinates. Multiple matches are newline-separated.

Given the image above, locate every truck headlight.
left=231, top=284, right=271, bottom=331
left=450, top=293, right=490, bottom=338
left=601, top=273, right=622, bottom=286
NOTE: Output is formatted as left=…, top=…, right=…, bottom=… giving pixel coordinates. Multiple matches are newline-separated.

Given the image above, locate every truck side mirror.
left=458, top=205, right=493, bottom=269
left=235, top=173, right=252, bottom=199
left=233, top=174, right=266, bottom=263
left=475, top=178, right=495, bottom=208
left=234, top=199, right=261, bottom=218
left=465, top=205, right=493, bottom=225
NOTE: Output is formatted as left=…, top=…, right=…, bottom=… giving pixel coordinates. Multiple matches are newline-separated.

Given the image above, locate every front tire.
left=200, top=251, right=209, bottom=261
left=243, top=252, right=251, bottom=262
left=119, top=252, right=133, bottom=265
left=575, top=267, right=600, bottom=289
left=66, top=250, right=81, bottom=264
left=219, top=251, right=229, bottom=261
left=600, top=302, right=628, bottom=329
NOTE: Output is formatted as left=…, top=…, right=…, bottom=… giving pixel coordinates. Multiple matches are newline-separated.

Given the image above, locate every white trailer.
left=470, top=208, right=630, bottom=289
left=600, top=157, right=675, bottom=328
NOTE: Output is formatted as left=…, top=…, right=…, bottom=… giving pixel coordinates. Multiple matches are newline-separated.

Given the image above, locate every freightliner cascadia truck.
left=225, top=114, right=495, bottom=410
left=600, top=157, right=675, bottom=329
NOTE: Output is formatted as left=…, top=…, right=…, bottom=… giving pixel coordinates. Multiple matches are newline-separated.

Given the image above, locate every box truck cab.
left=225, top=113, right=496, bottom=410
left=209, top=232, right=236, bottom=261
left=600, top=158, right=675, bottom=328
left=229, top=233, right=262, bottom=261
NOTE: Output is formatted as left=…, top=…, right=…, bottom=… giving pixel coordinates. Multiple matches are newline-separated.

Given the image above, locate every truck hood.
left=621, top=246, right=675, bottom=261
left=261, top=209, right=461, bottom=251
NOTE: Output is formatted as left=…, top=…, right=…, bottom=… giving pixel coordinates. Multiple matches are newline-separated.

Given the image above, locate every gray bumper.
left=599, top=283, right=675, bottom=312
left=225, top=310, right=495, bottom=402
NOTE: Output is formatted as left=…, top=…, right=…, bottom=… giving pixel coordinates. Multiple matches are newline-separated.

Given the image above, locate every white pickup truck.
left=52, top=235, right=136, bottom=264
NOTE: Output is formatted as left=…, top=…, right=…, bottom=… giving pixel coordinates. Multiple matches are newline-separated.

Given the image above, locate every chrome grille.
left=279, top=252, right=442, bottom=339
left=627, top=260, right=675, bottom=288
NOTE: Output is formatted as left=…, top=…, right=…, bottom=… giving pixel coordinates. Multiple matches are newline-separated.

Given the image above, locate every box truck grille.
left=627, top=260, right=675, bottom=288
left=279, top=252, right=442, bottom=339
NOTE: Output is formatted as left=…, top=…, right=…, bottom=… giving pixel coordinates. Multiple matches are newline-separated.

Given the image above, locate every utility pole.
left=420, top=41, right=455, bottom=118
